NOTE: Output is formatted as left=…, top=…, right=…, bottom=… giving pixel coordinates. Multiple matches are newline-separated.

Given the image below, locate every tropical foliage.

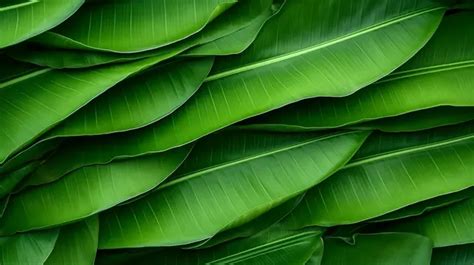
left=0, top=0, right=473, bottom=264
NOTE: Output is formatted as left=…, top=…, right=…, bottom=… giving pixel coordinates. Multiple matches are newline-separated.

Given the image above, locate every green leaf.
left=322, top=233, right=432, bottom=265
left=26, top=0, right=446, bottom=181
left=352, top=107, right=474, bottom=132
left=243, top=12, right=474, bottom=131
left=371, top=187, right=474, bottom=223
left=45, top=216, right=98, bottom=265
left=182, top=2, right=279, bottom=57
left=0, top=229, right=59, bottom=264
left=0, top=0, right=84, bottom=48
left=282, top=122, right=474, bottom=227
left=0, top=55, right=166, bottom=164
left=0, top=160, right=40, bottom=198
left=98, top=130, right=368, bottom=248
left=8, top=0, right=274, bottom=69
left=0, top=0, right=38, bottom=11
left=431, top=244, right=474, bottom=265
left=187, top=194, right=304, bottom=249
left=96, top=225, right=323, bottom=265
left=0, top=54, right=41, bottom=83
left=382, top=197, right=474, bottom=247
left=48, top=58, right=213, bottom=136
left=38, top=0, right=236, bottom=53
left=0, top=146, right=191, bottom=235
left=0, top=138, right=61, bottom=176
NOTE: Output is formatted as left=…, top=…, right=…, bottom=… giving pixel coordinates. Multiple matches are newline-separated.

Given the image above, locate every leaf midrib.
left=0, top=69, right=51, bottom=89
left=208, top=231, right=319, bottom=264
left=205, top=6, right=445, bottom=82
left=376, top=60, right=474, bottom=84
left=159, top=131, right=356, bottom=190
left=345, top=134, right=474, bottom=169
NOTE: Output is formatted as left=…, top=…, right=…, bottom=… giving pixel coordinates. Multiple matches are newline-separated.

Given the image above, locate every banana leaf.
left=0, top=0, right=84, bottom=48
left=281, top=122, right=474, bottom=227
left=7, top=0, right=277, bottom=68
left=242, top=12, right=474, bottom=131
left=37, top=0, right=236, bottom=53
left=96, top=225, right=323, bottom=265
left=371, top=187, right=474, bottom=223
left=0, top=229, right=58, bottom=264
left=431, top=244, right=474, bottom=265
left=0, top=55, right=167, bottom=164
left=382, top=196, right=474, bottom=247
left=352, top=107, right=474, bottom=132
left=98, top=130, right=368, bottom=248
left=45, top=58, right=213, bottom=137
left=21, top=0, right=446, bottom=184
left=45, top=216, right=98, bottom=265
left=0, top=146, right=191, bottom=234
left=322, top=233, right=432, bottom=265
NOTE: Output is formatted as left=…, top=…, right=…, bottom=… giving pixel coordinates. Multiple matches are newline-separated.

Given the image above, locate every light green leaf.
left=282, top=122, right=474, bottom=227
left=352, top=107, right=474, bottom=132
left=0, top=55, right=166, bottom=164
left=98, top=130, right=368, bottom=248
left=0, top=146, right=191, bottom=234
left=383, top=197, right=474, bottom=247
left=243, top=12, right=474, bottom=131
left=39, top=0, right=236, bottom=53
left=96, top=225, right=323, bottom=265
left=0, top=0, right=84, bottom=48
left=45, top=216, right=98, bottom=265
left=182, top=2, right=279, bottom=56
left=27, top=0, right=446, bottom=181
left=47, top=58, right=213, bottom=137
left=187, top=194, right=304, bottom=249
left=0, top=229, right=58, bottom=265
left=8, top=0, right=274, bottom=68
left=371, top=187, right=474, bottom=223
left=431, top=244, right=474, bottom=265
left=322, top=233, right=432, bottom=265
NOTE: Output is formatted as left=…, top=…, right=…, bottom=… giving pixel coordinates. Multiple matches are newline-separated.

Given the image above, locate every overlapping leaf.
left=98, top=130, right=367, bottom=248
left=0, top=0, right=84, bottom=48
left=0, top=146, right=190, bottom=234
left=282, top=122, right=474, bottom=227
left=24, top=0, right=446, bottom=184
left=243, top=12, right=474, bottom=131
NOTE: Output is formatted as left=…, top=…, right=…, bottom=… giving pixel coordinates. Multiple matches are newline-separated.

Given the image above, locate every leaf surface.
left=0, top=146, right=191, bottom=234
left=243, top=12, right=474, bottom=131
left=98, top=130, right=368, bottom=248
left=0, top=0, right=84, bottom=48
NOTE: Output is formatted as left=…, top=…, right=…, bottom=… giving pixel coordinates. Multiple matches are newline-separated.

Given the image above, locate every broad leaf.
left=431, top=244, right=474, bottom=265
left=282, top=122, right=474, bottom=227
left=26, top=0, right=446, bottom=181
left=8, top=0, right=276, bottom=68
left=371, top=187, right=474, bottom=223
left=0, top=55, right=167, bottom=164
left=0, top=229, right=58, bottom=264
left=96, top=225, right=323, bottom=265
left=0, top=146, right=191, bottom=234
left=47, top=58, right=213, bottom=137
left=352, top=107, right=474, bottom=132
left=0, top=160, right=39, bottom=198
left=45, top=216, right=98, bottom=265
left=322, top=233, right=432, bottom=265
left=243, top=12, right=474, bottom=131
left=39, top=0, right=236, bottom=53
left=383, top=197, right=474, bottom=247
left=187, top=194, right=304, bottom=249
left=0, top=0, right=84, bottom=48
left=98, top=130, right=368, bottom=248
